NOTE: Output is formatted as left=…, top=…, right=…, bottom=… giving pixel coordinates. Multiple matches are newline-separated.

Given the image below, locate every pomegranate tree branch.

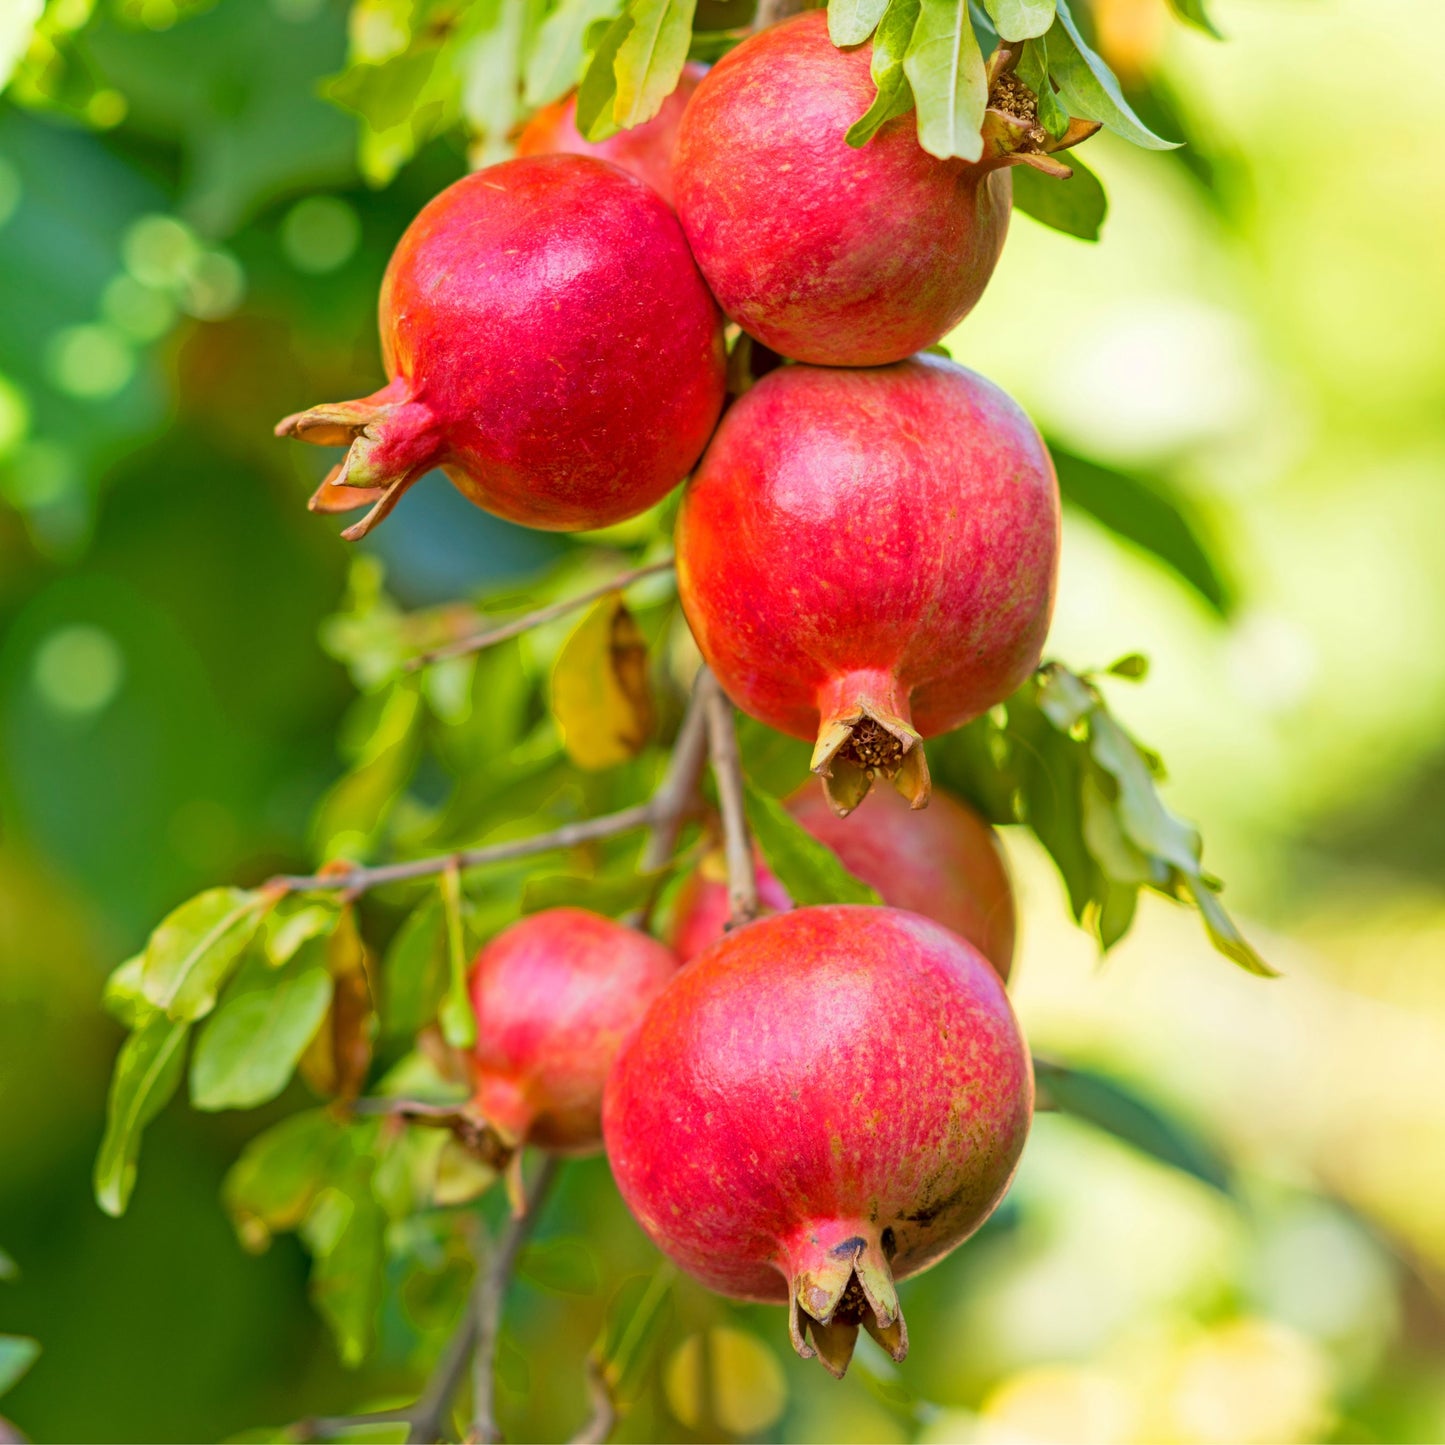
left=568, top=1360, right=617, bottom=1445
left=639, top=673, right=712, bottom=872
left=407, top=558, right=675, bottom=670
left=702, top=671, right=760, bottom=926
left=470, top=1155, right=560, bottom=1444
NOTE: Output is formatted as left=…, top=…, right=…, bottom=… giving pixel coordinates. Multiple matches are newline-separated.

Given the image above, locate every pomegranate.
left=604, top=905, right=1033, bottom=1375
left=675, top=355, right=1059, bottom=815
left=276, top=155, right=726, bottom=538
left=673, top=12, right=1092, bottom=366
left=670, top=783, right=1016, bottom=978
left=515, top=63, right=706, bottom=208
left=468, top=907, right=678, bottom=1154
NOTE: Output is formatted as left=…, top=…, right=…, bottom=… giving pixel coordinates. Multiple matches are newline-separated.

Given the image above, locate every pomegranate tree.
left=605, top=905, right=1034, bottom=1375
left=676, top=355, right=1060, bottom=814
left=276, top=154, right=725, bottom=537
left=670, top=782, right=1017, bottom=978
left=468, top=907, right=678, bottom=1155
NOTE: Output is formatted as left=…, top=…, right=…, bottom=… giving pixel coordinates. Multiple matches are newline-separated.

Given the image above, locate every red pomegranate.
left=276, top=155, right=726, bottom=538
left=675, top=356, right=1059, bottom=815
left=674, top=12, right=1015, bottom=365
left=468, top=908, right=679, bottom=1154
left=670, top=783, right=1016, bottom=978
left=516, top=63, right=705, bottom=207
left=604, top=905, right=1033, bottom=1375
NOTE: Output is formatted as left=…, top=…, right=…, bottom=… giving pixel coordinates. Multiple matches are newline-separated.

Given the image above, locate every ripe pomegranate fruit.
left=468, top=907, right=678, bottom=1155
left=675, top=355, right=1059, bottom=815
left=604, top=905, right=1033, bottom=1376
left=516, top=63, right=705, bottom=208
left=673, top=12, right=1094, bottom=366
left=276, top=155, right=726, bottom=538
left=670, top=783, right=1016, bottom=978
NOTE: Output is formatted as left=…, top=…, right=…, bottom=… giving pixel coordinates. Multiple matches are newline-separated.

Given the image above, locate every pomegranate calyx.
left=811, top=674, right=931, bottom=817
left=785, top=1226, right=907, bottom=1377
left=978, top=60, right=1102, bottom=172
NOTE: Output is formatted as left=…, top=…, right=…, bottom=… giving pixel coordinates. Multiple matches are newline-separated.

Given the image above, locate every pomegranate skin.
left=515, top=64, right=705, bottom=207
left=469, top=907, right=679, bottom=1154
left=276, top=155, right=726, bottom=537
left=675, top=355, right=1059, bottom=814
left=604, top=905, right=1033, bottom=1375
left=670, top=784, right=1016, bottom=979
left=674, top=11, right=1011, bottom=366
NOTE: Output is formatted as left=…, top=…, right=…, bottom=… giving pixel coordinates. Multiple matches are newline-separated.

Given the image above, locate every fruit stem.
left=701, top=669, right=761, bottom=927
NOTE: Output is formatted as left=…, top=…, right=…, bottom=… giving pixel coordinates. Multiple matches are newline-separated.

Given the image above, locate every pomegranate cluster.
left=277, top=10, right=1073, bottom=1376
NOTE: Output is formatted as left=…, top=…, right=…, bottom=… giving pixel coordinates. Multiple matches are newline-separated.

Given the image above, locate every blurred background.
left=2, top=0, right=1444, bottom=1440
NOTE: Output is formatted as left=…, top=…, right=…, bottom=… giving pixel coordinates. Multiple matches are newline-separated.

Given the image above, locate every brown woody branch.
left=701, top=671, right=760, bottom=927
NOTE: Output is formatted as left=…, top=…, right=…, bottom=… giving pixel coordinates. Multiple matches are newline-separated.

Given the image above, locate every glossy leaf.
left=140, top=886, right=267, bottom=1021
left=95, top=1011, right=191, bottom=1216
left=263, top=899, right=340, bottom=967
left=1050, top=442, right=1232, bottom=615
left=1011, top=149, right=1107, bottom=240
left=743, top=783, right=881, bottom=907
left=0, top=1335, right=39, bottom=1399
left=904, top=0, right=988, bottom=161
left=982, top=0, right=1054, bottom=42
left=829, top=0, right=892, bottom=47
left=1035, top=1058, right=1231, bottom=1192
left=190, top=954, right=334, bottom=1112
left=223, top=1110, right=347, bottom=1252
left=1048, top=1, right=1179, bottom=150
left=551, top=594, right=654, bottom=770
left=437, top=866, right=477, bottom=1051
left=846, top=0, right=921, bottom=148
left=576, top=10, right=634, bottom=140
left=614, top=0, right=697, bottom=130
left=526, top=0, right=621, bottom=106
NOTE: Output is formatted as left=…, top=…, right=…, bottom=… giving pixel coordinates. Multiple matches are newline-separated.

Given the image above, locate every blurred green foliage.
left=3, top=2, right=1445, bottom=1443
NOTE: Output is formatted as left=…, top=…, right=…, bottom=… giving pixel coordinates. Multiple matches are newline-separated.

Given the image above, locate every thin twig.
left=470, top=1155, right=560, bottom=1444
left=639, top=674, right=712, bottom=874
left=407, top=559, right=675, bottom=671
left=568, top=1360, right=618, bottom=1445
left=701, top=672, right=760, bottom=926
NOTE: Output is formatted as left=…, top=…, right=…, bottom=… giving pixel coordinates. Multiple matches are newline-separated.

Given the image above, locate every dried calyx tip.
left=786, top=1230, right=908, bottom=1378
left=811, top=702, right=931, bottom=817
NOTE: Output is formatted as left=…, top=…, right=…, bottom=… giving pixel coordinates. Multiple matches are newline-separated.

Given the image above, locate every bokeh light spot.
left=123, top=214, right=201, bottom=290
left=32, top=625, right=125, bottom=717
left=664, top=1327, right=786, bottom=1436
left=101, top=274, right=177, bottom=343
left=0, top=374, right=30, bottom=459
left=46, top=325, right=135, bottom=399
left=280, top=196, right=361, bottom=275
left=182, top=250, right=245, bottom=320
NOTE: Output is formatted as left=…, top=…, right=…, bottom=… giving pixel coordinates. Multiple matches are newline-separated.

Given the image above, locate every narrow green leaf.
left=303, top=1168, right=387, bottom=1368
left=1016, top=35, right=1068, bottom=138
left=1184, top=874, right=1278, bottom=977
left=1080, top=769, right=1154, bottom=885
left=381, top=898, right=449, bottom=1040
left=904, top=0, right=988, bottom=161
left=612, top=0, right=696, bottom=130
left=264, top=900, right=340, bottom=967
left=576, top=10, right=633, bottom=141
left=1166, top=0, right=1222, bottom=39
left=594, top=1269, right=676, bottom=1406
left=102, top=954, right=151, bottom=1028
left=1035, top=1058, right=1231, bottom=1192
left=95, top=1012, right=191, bottom=1216
left=1106, top=653, right=1150, bottom=680
left=140, top=887, right=267, bottom=1021
left=743, top=783, right=881, bottom=907
left=1088, top=713, right=1201, bottom=872
left=526, top=0, right=621, bottom=105
left=223, top=1110, right=347, bottom=1252
left=1051, top=442, right=1232, bottom=614
left=190, top=960, right=334, bottom=1112
left=0, top=1335, right=39, bottom=1399
left=982, top=0, right=1054, bottom=42
left=1048, top=1, right=1179, bottom=149
left=830, top=0, right=892, bottom=47
left=437, top=868, right=477, bottom=1050
left=1010, top=151, right=1107, bottom=240
left=846, top=0, right=921, bottom=148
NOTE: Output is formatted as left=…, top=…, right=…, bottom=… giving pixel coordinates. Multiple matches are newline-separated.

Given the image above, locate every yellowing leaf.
left=299, top=908, right=376, bottom=1101
left=551, top=594, right=654, bottom=770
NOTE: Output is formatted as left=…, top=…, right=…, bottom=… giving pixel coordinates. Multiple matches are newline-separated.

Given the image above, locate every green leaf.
left=303, top=1163, right=388, bottom=1367
left=551, top=595, right=654, bottom=770
left=458, top=0, right=531, bottom=168
left=575, top=10, right=633, bottom=140
left=526, top=0, right=622, bottom=105
left=1050, top=442, right=1232, bottom=615
left=594, top=1269, right=675, bottom=1406
left=264, top=899, right=340, bottom=967
left=1088, top=712, right=1200, bottom=872
left=743, top=783, right=881, bottom=907
left=904, top=0, right=988, bottom=161
left=613, top=0, right=697, bottom=130
left=517, top=1238, right=602, bottom=1296
left=95, top=1011, right=191, bottom=1216
left=0, top=1249, right=16, bottom=1283
left=982, top=0, right=1054, bottom=42
left=0, top=1335, right=39, bottom=1399
left=846, top=0, right=921, bottom=148
left=1035, top=1058, right=1230, bottom=1192
left=1011, top=150, right=1107, bottom=241
left=140, top=887, right=267, bottom=1022
left=1107, top=653, right=1150, bottom=680
left=1166, top=0, right=1222, bottom=39
left=522, top=870, right=662, bottom=917
left=223, top=1110, right=347, bottom=1252
left=382, top=897, right=449, bottom=1040
left=1016, top=35, right=1068, bottom=139
left=190, top=957, right=334, bottom=1112
left=830, top=0, right=892, bottom=47
left=437, top=868, right=477, bottom=1051
left=0, top=0, right=42, bottom=97
left=1184, top=874, right=1277, bottom=978
left=102, top=954, right=151, bottom=1028
left=1048, top=1, right=1179, bottom=150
